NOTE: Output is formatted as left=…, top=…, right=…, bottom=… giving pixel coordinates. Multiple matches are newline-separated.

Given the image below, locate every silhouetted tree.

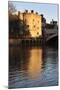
left=9, top=14, right=31, bottom=38
left=8, top=2, right=16, bottom=13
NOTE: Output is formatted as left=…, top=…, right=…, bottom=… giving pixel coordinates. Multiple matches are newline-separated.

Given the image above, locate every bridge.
left=43, top=28, right=58, bottom=42
left=9, top=26, right=58, bottom=46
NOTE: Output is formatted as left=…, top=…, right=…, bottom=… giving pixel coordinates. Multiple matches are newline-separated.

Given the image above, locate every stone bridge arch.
left=46, top=33, right=58, bottom=42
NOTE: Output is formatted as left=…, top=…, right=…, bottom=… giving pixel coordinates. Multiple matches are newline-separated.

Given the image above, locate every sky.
left=10, top=1, right=58, bottom=23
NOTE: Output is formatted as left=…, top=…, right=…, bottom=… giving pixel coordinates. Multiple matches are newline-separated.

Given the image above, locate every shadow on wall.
left=9, top=14, right=31, bottom=38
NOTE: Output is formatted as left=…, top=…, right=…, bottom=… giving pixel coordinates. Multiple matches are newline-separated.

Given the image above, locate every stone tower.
left=18, top=10, right=42, bottom=38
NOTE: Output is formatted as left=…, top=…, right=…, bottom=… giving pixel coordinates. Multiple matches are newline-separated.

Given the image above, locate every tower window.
left=33, top=19, right=34, bottom=21
left=27, top=25, right=29, bottom=27
left=37, top=32, right=39, bottom=35
left=34, top=25, right=35, bottom=28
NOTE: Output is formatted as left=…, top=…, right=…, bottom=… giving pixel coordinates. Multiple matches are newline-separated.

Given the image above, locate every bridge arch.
left=46, top=33, right=58, bottom=42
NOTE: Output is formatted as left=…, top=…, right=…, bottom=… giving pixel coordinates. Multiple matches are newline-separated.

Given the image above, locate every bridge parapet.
left=45, top=28, right=58, bottom=34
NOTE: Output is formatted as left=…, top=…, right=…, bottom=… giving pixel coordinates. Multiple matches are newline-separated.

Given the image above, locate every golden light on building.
left=18, top=10, right=42, bottom=38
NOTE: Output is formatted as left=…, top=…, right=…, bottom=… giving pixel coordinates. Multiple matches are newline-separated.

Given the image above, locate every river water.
left=9, top=45, right=58, bottom=88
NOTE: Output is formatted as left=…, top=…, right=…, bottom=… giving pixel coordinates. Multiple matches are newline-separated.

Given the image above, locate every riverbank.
left=9, top=44, right=58, bottom=88
left=9, top=38, right=44, bottom=46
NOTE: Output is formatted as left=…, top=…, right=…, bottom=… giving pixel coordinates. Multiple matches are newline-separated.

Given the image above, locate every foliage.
left=9, top=14, right=31, bottom=38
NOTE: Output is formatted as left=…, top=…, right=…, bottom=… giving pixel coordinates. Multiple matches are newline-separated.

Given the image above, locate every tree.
left=9, top=14, right=31, bottom=38
left=8, top=2, right=16, bottom=13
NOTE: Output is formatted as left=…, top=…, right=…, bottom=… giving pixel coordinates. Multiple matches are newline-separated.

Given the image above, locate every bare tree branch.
left=8, top=2, right=16, bottom=13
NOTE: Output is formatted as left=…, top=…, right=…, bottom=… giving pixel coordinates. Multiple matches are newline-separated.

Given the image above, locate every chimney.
left=18, top=11, right=20, bottom=16
left=31, top=10, right=34, bottom=13
left=25, top=10, right=28, bottom=13
left=41, top=14, right=43, bottom=17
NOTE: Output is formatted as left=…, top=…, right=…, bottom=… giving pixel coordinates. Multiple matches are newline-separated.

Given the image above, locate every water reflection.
left=28, top=48, right=43, bottom=79
left=9, top=46, right=58, bottom=88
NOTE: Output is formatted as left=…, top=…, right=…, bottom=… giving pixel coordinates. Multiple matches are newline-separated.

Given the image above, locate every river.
left=9, top=45, right=58, bottom=88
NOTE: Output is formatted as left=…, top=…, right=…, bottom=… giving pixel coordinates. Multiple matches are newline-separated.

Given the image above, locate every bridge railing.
left=45, top=28, right=58, bottom=34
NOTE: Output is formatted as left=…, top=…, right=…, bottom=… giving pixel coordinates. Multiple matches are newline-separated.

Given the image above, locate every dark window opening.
left=33, top=19, right=34, bottom=21
left=37, top=32, right=39, bottom=35
left=34, top=25, right=35, bottom=28
left=27, top=25, right=29, bottom=27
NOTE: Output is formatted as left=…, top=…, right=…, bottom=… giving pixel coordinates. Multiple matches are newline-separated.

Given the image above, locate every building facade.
left=12, top=10, right=42, bottom=38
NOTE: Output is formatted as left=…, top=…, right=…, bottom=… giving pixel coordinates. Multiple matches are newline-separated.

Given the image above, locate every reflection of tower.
left=28, top=48, right=43, bottom=79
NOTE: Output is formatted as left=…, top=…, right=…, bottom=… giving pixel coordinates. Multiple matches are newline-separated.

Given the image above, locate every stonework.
left=12, top=10, right=42, bottom=38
